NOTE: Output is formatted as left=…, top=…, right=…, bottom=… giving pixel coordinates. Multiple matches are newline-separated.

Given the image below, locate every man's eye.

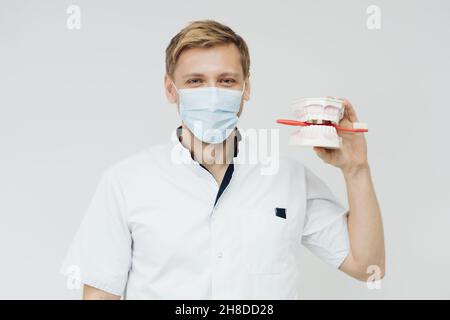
left=220, top=78, right=236, bottom=85
left=186, top=79, right=202, bottom=84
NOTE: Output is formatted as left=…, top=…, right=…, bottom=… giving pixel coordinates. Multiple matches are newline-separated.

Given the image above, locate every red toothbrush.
left=276, top=119, right=368, bottom=133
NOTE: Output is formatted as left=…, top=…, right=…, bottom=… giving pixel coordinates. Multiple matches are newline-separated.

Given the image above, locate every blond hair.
left=165, top=20, right=250, bottom=78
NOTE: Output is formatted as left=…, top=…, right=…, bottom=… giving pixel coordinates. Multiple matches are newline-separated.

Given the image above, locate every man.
left=61, top=20, right=385, bottom=299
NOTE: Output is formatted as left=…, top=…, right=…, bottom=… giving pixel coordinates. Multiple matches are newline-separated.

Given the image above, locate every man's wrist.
left=341, top=162, right=371, bottom=180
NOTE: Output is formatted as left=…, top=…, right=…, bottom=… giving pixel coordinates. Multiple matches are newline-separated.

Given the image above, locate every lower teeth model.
left=276, top=97, right=368, bottom=149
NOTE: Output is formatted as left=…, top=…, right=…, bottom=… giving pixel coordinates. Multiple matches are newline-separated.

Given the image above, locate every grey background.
left=1, top=0, right=449, bottom=299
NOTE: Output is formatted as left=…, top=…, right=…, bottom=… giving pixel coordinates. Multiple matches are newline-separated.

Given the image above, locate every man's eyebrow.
left=219, top=72, right=239, bottom=77
left=181, top=72, right=240, bottom=79
left=181, top=73, right=204, bottom=79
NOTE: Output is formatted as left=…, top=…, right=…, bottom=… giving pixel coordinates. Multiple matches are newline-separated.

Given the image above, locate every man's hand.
left=83, top=284, right=121, bottom=300
left=313, top=98, right=368, bottom=174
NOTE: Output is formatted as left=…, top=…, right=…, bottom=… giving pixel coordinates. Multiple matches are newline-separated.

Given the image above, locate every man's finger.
left=313, top=146, right=331, bottom=162
left=341, top=99, right=359, bottom=122
left=326, top=96, right=359, bottom=122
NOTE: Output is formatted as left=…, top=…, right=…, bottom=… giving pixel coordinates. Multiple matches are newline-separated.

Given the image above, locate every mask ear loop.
left=169, top=79, right=182, bottom=108
left=241, top=81, right=246, bottom=96
left=169, top=79, right=179, bottom=94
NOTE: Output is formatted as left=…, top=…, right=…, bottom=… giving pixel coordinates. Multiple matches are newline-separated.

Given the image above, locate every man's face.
left=165, top=43, right=250, bottom=117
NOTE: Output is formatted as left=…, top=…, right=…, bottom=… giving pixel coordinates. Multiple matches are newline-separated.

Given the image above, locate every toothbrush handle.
left=335, top=125, right=368, bottom=133
left=276, top=119, right=308, bottom=126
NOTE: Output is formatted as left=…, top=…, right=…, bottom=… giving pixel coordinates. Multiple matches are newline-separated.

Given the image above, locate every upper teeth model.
left=276, top=97, right=368, bottom=149
left=290, top=97, right=344, bottom=148
left=292, top=97, right=345, bottom=125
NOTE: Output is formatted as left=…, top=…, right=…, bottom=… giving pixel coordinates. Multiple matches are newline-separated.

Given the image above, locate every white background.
left=1, top=0, right=449, bottom=299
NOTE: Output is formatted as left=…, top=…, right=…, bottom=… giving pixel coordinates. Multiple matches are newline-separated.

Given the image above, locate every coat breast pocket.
left=241, top=209, right=290, bottom=274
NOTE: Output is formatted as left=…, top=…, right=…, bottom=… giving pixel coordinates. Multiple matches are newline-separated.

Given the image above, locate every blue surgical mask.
left=171, top=81, right=245, bottom=144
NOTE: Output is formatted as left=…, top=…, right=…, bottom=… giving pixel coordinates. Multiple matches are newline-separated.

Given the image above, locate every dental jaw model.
left=277, top=97, right=368, bottom=149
